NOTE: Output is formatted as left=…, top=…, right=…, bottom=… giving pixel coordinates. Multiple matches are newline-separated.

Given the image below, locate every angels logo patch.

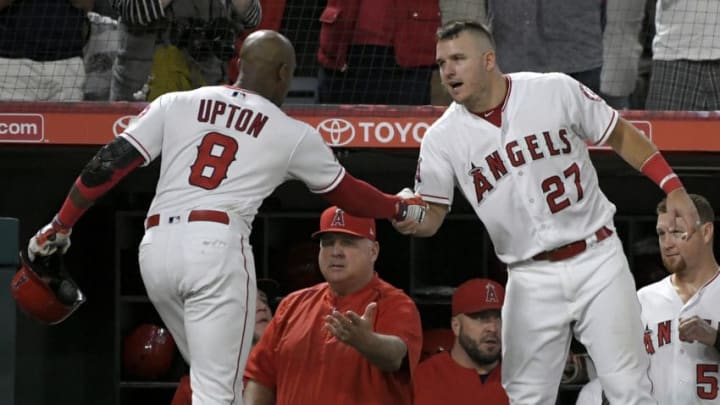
left=330, top=208, right=345, bottom=227
left=485, top=283, right=499, bottom=303
left=579, top=83, right=602, bottom=102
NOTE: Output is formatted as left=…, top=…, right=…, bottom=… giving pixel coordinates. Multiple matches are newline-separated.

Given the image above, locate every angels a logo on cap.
left=331, top=209, right=345, bottom=227
left=486, top=283, right=499, bottom=303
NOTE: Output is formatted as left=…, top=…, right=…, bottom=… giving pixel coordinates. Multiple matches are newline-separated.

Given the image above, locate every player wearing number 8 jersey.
left=393, top=20, right=701, bottom=405
left=25, top=30, right=427, bottom=405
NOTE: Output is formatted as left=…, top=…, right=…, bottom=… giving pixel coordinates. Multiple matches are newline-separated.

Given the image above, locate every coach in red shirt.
left=244, top=206, right=422, bottom=405
left=414, top=278, right=509, bottom=405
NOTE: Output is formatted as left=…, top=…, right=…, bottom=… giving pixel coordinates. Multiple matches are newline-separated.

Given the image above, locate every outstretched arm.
left=56, top=137, right=144, bottom=228
left=606, top=118, right=700, bottom=237
left=322, top=173, right=427, bottom=223
left=393, top=193, right=448, bottom=237
left=325, top=303, right=409, bottom=372
left=29, top=137, right=143, bottom=259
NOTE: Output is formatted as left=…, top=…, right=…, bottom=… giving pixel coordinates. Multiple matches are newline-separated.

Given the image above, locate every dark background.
left=1, top=144, right=719, bottom=404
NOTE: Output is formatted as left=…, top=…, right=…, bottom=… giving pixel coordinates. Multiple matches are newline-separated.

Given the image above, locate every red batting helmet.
left=123, top=324, right=177, bottom=380
left=10, top=251, right=85, bottom=325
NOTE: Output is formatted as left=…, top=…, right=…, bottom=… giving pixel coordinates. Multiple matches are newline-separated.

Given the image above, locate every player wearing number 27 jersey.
left=393, top=21, right=702, bottom=405
left=25, top=31, right=427, bottom=405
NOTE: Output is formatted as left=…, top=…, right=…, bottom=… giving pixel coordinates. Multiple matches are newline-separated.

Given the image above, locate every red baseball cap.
left=311, top=206, right=376, bottom=241
left=452, top=278, right=505, bottom=317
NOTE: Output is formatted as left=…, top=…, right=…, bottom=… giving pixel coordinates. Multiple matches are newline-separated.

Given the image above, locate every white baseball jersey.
left=121, top=85, right=345, bottom=229
left=638, top=273, right=720, bottom=404
left=415, top=72, right=618, bottom=264
left=120, top=85, right=345, bottom=405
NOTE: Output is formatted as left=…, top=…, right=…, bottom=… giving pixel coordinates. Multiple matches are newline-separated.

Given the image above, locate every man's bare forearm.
left=413, top=202, right=448, bottom=237
left=244, top=380, right=276, bottom=405
left=354, top=332, right=408, bottom=372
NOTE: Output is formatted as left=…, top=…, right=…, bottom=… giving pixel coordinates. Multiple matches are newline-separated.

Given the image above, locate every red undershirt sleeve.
left=321, top=173, right=401, bottom=219
left=55, top=157, right=144, bottom=229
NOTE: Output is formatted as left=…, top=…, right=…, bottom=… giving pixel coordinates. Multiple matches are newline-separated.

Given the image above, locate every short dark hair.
left=657, top=193, right=715, bottom=224
left=436, top=20, right=496, bottom=48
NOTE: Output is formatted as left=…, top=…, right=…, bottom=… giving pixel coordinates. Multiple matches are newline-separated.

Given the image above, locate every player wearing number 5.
left=26, top=30, right=427, bottom=405
left=393, top=20, right=701, bottom=405
left=640, top=194, right=720, bottom=404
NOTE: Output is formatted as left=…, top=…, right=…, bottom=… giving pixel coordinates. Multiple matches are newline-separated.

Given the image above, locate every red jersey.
left=414, top=352, right=509, bottom=405
left=245, top=273, right=422, bottom=405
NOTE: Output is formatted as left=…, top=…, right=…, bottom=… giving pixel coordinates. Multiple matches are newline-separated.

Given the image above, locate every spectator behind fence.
left=488, top=0, right=604, bottom=93
left=601, top=0, right=643, bottom=109
left=645, top=0, right=720, bottom=110
left=83, top=12, right=121, bottom=100
left=244, top=206, right=423, bottom=405
left=316, top=0, right=440, bottom=105
left=414, top=278, right=509, bottom=405
left=227, top=0, right=286, bottom=83
left=0, top=0, right=92, bottom=101
left=109, top=0, right=262, bottom=101
left=170, top=278, right=280, bottom=405
left=640, top=194, right=720, bottom=404
left=600, top=0, right=656, bottom=110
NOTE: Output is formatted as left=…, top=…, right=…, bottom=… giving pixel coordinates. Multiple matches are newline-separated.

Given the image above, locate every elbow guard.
left=80, top=137, right=143, bottom=187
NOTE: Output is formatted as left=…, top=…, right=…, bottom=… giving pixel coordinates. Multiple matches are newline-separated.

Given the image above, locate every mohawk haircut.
left=436, top=20, right=496, bottom=49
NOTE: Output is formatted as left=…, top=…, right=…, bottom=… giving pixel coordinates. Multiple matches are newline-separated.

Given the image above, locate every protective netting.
left=0, top=0, right=717, bottom=109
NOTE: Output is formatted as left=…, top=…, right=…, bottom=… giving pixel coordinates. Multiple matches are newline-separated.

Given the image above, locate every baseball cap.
left=311, top=206, right=376, bottom=241
left=451, top=278, right=505, bottom=317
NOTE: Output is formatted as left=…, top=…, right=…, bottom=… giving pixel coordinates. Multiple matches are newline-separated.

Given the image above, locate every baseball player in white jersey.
left=26, top=30, right=427, bottom=405
left=394, top=20, right=701, bottom=405
left=639, top=194, right=720, bottom=404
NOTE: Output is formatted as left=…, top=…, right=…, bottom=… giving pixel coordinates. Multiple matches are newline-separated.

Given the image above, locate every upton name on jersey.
left=197, top=98, right=269, bottom=138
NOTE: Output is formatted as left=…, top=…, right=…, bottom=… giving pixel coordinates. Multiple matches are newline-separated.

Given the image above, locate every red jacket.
left=317, top=0, right=440, bottom=70
left=414, top=352, right=509, bottom=405
left=245, top=274, right=423, bottom=405
left=228, top=0, right=287, bottom=82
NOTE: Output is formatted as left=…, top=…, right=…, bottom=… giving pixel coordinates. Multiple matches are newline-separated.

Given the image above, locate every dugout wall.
left=0, top=104, right=719, bottom=405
